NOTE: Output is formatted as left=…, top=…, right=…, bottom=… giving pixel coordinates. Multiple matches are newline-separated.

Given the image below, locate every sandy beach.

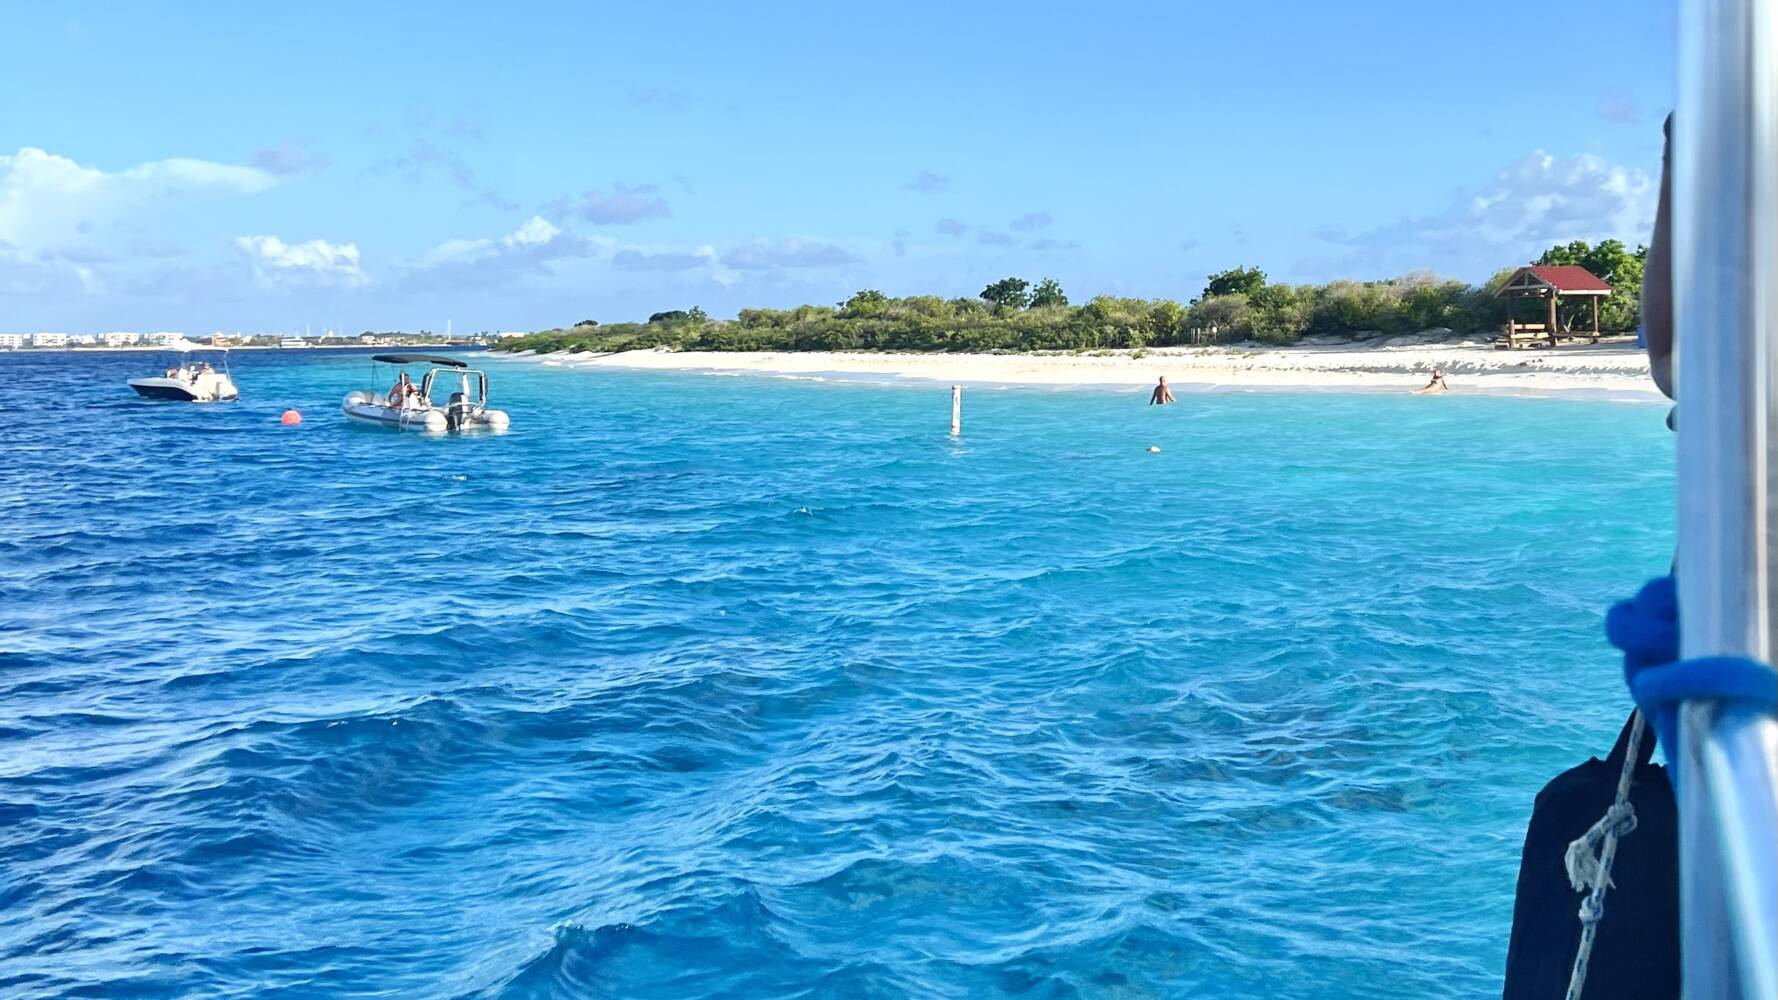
left=521, top=338, right=1662, bottom=399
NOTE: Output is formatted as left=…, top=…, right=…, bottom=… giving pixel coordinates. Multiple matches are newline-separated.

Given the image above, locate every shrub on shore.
left=500, top=243, right=1645, bottom=355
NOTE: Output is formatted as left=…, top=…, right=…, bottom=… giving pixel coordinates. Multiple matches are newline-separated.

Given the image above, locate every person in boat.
left=1148, top=376, right=1176, bottom=406
left=164, top=364, right=179, bottom=378
left=388, top=372, right=417, bottom=408
left=1412, top=368, right=1449, bottom=394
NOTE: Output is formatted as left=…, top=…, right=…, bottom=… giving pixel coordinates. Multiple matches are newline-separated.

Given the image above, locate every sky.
left=0, top=1, right=1675, bottom=333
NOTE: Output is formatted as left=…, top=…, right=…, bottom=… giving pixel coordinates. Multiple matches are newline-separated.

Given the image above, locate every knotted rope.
left=1562, top=709, right=1645, bottom=1000
left=1562, top=574, right=1778, bottom=1000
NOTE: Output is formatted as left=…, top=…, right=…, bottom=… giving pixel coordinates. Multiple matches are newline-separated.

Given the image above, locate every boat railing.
left=1672, top=0, right=1778, bottom=995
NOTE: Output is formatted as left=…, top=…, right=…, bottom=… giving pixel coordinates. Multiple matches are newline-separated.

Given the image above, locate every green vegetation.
left=1199, top=266, right=1268, bottom=301
left=980, top=277, right=1031, bottom=312
left=1535, top=239, right=1647, bottom=333
left=1029, top=277, right=1068, bottom=308
left=501, top=241, right=1647, bottom=355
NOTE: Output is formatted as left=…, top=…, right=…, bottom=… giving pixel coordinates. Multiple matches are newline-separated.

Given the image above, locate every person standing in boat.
left=1148, top=376, right=1176, bottom=405
left=388, top=372, right=415, bottom=408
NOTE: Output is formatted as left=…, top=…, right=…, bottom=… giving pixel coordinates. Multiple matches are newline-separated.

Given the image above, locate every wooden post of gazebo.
left=1494, top=264, right=1614, bottom=349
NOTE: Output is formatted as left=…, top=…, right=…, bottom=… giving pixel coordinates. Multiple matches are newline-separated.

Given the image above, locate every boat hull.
left=127, top=376, right=238, bottom=402
left=342, top=392, right=507, bottom=433
left=342, top=394, right=449, bottom=433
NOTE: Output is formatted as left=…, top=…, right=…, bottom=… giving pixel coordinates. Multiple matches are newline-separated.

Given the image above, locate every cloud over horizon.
left=404, top=215, right=598, bottom=289
left=1, top=147, right=275, bottom=253
left=1309, top=150, right=1656, bottom=279
left=250, top=141, right=329, bottom=176
left=904, top=171, right=949, bottom=194
left=378, top=139, right=516, bottom=211
left=235, top=234, right=367, bottom=288
left=547, top=184, right=672, bottom=225
left=612, top=247, right=716, bottom=271
left=722, top=238, right=857, bottom=270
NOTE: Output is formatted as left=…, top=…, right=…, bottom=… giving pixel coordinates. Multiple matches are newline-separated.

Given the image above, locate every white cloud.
left=377, top=139, right=515, bottom=211
left=235, top=234, right=367, bottom=288
left=546, top=184, right=671, bottom=225
left=722, top=238, right=857, bottom=270
left=904, top=171, right=949, bottom=194
left=418, top=215, right=586, bottom=267
left=1311, top=151, right=1655, bottom=279
left=0, top=146, right=275, bottom=254
left=611, top=246, right=718, bottom=272
left=405, top=215, right=600, bottom=290
left=250, top=140, right=329, bottom=176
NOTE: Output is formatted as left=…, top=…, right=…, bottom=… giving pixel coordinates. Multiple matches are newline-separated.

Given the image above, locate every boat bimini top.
left=369, top=353, right=466, bottom=367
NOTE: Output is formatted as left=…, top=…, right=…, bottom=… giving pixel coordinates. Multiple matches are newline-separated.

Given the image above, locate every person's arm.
left=1644, top=114, right=1675, bottom=399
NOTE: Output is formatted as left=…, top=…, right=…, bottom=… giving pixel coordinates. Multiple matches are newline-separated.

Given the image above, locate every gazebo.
left=1495, top=265, right=1614, bottom=349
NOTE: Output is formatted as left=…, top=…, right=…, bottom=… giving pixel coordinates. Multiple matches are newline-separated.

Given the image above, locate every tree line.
left=501, top=239, right=1647, bottom=356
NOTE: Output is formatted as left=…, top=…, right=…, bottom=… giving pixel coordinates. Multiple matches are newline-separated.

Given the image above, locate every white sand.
left=522, top=338, right=1661, bottom=400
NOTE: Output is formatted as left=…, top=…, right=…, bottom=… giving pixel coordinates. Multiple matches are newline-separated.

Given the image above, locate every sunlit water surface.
left=0, top=349, right=1675, bottom=998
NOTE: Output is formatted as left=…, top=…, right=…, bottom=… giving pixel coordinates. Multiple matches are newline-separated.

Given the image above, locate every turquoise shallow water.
left=0, top=349, right=1675, bottom=998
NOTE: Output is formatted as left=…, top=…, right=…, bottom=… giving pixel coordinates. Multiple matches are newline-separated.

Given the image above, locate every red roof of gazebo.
left=1519, top=265, right=1613, bottom=294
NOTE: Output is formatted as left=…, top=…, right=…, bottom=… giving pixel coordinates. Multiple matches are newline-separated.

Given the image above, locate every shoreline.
left=0, top=344, right=471, bottom=354
left=511, top=343, right=1665, bottom=401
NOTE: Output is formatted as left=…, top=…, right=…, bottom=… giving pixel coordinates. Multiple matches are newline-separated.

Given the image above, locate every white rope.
left=1563, top=710, right=1647, bottom=1000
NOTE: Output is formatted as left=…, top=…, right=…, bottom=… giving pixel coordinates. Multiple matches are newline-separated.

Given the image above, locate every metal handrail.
left=1673, top=0, right=1778, bottom=996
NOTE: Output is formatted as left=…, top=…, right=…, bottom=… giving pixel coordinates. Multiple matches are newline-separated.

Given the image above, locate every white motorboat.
left=342, top=353, right=510, bottom=434
left=127, top=341, right=239, bottom=402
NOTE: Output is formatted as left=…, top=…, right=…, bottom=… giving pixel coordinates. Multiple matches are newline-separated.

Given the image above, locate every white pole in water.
left=951, top=385, right=962, bottom=436
left=1674, top=0, right=1778, bottom=996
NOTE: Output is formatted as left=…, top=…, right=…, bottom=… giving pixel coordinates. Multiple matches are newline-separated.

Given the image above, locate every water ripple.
left=0, top=350, right=1674, bottom=997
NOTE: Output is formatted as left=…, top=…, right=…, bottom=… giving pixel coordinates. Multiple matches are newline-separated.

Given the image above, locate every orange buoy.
left=280, top=409, right=303, bottom=426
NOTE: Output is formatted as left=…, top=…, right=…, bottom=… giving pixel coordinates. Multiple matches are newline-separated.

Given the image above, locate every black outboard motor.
left=446, top=391, right=469, bottom=432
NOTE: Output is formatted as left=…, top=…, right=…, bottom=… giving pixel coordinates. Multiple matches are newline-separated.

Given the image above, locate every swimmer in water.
left=1149, top=376, right=1176, bottom=405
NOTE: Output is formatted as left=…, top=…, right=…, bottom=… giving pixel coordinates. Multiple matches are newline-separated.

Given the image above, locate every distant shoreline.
left=511, top=342, right=1665, bottom=401
left=0, top=344, right=481, bottom=354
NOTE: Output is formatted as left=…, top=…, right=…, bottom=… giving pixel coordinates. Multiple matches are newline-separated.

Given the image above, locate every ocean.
left=0, top=348, right=1675, bottom=998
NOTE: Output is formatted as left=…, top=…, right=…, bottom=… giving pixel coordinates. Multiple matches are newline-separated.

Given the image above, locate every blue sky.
left=0, top=1, right=1674, bottom=333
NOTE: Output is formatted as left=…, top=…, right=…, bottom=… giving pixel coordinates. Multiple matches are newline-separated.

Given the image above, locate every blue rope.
left=1605, top=575, right=1778, bottom=786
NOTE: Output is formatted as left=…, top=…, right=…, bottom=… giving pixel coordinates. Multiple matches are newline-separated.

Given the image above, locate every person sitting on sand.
left=1149, top=376, right=1176, bottom=406
left=1412, top=369, right=1449, bottom=395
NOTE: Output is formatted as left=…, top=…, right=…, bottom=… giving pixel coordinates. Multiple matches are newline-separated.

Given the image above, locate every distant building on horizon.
left=102, top=332, right=141, bottom=347
left=0, top=334, right=25, bottom=349
left=32, top=332, right=69, bottom=348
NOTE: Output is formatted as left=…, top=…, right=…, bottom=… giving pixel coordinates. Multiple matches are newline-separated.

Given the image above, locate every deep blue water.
left=0, top=348, right=1675, bottom=998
